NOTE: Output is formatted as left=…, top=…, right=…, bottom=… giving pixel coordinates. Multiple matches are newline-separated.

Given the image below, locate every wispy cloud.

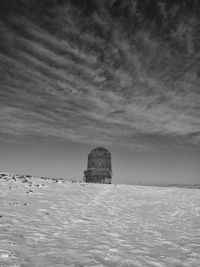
left=0, top=1, right=199, bottom=151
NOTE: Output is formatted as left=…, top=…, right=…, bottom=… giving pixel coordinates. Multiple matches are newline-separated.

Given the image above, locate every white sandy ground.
left=0, top=176, right=200, bottom=267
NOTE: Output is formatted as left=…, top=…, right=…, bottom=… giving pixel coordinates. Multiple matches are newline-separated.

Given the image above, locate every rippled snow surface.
left=0, top=178, right=200, bottom=267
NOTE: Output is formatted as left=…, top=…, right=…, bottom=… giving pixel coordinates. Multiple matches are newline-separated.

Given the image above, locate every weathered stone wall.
left=88, top=155, right=111, bottom=169
left=87, top=148, right=112, bottom=170
left=84, top=169, right=112, bottom=184
left=84, top=147, right=112, bottom=184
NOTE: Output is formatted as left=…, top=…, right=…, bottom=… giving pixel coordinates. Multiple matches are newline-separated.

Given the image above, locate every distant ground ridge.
left=0, top=172, right=82, bottom=184
left=1, top=172, right=200, bottom=189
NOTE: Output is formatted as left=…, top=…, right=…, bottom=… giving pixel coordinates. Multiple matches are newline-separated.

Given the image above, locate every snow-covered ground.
left=0, top=174, right=200, bottom=267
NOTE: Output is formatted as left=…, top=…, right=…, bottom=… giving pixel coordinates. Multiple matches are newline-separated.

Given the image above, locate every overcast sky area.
left=0, top=0, right=200, bottom=185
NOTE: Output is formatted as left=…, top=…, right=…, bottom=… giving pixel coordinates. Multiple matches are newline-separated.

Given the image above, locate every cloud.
left=0, top=2, right=200, bottom=151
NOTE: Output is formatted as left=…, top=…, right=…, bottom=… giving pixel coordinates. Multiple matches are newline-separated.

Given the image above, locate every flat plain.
left=0, top=174, right=200, bottom=267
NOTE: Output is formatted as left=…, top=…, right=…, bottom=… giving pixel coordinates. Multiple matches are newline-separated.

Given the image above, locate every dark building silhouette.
left=84, top=147, right=112, bottom=184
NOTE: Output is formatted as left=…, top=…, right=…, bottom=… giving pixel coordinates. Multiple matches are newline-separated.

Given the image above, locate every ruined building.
left=83, top=147, right=112, bottom=184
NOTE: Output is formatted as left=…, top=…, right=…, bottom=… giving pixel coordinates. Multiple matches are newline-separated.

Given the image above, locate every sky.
left=0, top=0, right=200, bottom=185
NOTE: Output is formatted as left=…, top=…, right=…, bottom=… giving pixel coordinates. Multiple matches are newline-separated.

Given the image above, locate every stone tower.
left=83, top=147, right=112, bottom=184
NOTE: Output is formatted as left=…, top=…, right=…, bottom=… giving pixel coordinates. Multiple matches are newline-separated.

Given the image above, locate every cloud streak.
left=0, top=1, right=200, bottom=151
